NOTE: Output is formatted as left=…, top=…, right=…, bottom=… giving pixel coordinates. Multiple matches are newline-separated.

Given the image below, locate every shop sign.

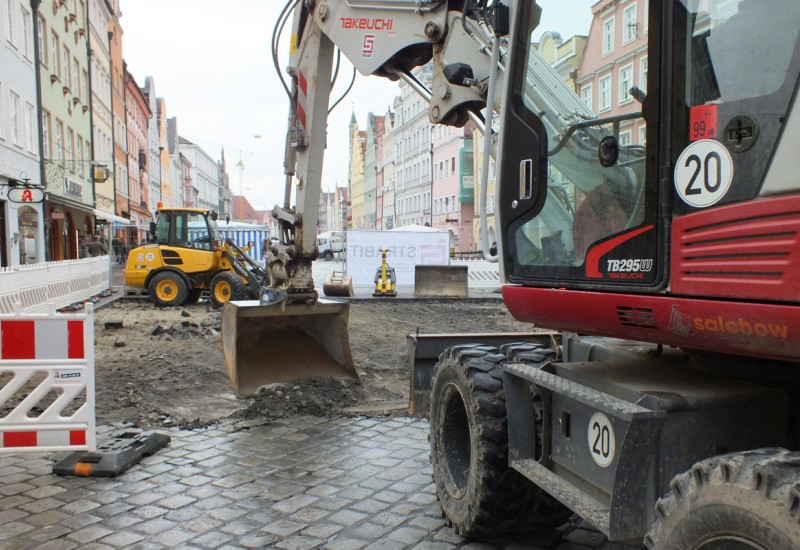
left=52, top=211, right=65, bottom=219
left=63, top=177, right=83, bottom=198
left=8, top=187, right=44, bottom=203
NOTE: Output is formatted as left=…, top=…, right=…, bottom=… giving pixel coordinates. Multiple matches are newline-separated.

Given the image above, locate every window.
left=581, top=83, right=593, bottom=111
left=54, top=119, right=63, bottom=161
left=6, top=0, right=17, bottom=46
left=623, top=3, right=637, bottom=44
left=599, top=75, right=612, bottom=112
left=603, top=17, right=615, bottom=55
left=50, top=32, right=59, bottom=77
left=9, top=91, right=21, bottom=146
left=77, top=135, right=84, bottom=177
left=37, top=15, right=45, bottom=65
left=619, top=64, right=634, bottom=105
left=640, top=57, right=648, bottom=93
left=63, top=46, right=71, bottom=89
left=619, top=130, right=632, bottom=146
left=42, top=110, right=51, bottom=157
left=21, top=6, right=31, bottom=58
left=66, top=128, right=74, bottom=170
left=639, top=124, right=647, bottom=146
left=25, top=102, right=34, bottom=153
left=72, top=58, right=80, bottom=96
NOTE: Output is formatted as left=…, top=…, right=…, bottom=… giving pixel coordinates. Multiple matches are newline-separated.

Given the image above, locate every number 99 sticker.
left=675, top=140, right=734, bottom=208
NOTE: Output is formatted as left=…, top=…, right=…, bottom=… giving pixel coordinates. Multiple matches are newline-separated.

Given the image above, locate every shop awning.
left=93, top=208, right=132, bottom=225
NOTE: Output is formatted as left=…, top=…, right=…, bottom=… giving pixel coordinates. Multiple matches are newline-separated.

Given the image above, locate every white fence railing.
left=0, top=257, right=111, bottom=314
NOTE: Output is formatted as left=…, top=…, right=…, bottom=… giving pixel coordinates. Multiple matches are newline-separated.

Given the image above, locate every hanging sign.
left=8, top=188, right=45, bottom=204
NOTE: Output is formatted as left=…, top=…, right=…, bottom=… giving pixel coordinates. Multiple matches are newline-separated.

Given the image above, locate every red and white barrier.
left=0, top=305, right=96, bottom=453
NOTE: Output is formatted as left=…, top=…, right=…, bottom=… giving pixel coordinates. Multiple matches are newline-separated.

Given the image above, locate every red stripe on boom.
left=299, top=72, right=307, bottom=97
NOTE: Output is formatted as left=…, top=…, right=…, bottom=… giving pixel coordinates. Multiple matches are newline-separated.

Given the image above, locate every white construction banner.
left=0, top=306, right=96, bottom=453
left=345, top=230, right=450, bottom=286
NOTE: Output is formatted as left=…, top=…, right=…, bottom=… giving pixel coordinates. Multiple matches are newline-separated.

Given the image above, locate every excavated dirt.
left=93, top=297, right=528, bottom=429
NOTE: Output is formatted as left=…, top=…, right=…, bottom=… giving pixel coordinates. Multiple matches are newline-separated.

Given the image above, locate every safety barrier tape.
left=0, top=305, right=96, bottom=453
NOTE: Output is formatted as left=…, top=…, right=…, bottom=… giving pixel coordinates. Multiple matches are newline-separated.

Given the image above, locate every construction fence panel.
left=0, top=257, right=110, bottom=315
left=0, top=306, right=96, bottom=453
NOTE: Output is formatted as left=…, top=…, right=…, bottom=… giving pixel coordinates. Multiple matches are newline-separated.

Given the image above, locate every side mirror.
left=149, top=222, right=156, bottom=240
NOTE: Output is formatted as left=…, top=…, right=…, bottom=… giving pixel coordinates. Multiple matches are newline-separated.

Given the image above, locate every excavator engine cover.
left=221, top=299, right=359, bottom=395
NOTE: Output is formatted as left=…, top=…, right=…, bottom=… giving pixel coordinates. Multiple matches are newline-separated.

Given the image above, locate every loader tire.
left=183, top=289, right=202, bottom=305
left=645, top=448, right=800, bottom=550
left=149, top=271, right=188, bottom=308
left=430, top=344, right=567, bottom=539
left=209, top=271, right=247, bottom=308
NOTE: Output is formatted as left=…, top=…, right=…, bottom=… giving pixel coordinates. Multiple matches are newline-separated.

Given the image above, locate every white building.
left=394, top=65, right=433, bottom=228
left=0, top=1, right=44, bottom=266
left=179, top=137, right=221, bottom=213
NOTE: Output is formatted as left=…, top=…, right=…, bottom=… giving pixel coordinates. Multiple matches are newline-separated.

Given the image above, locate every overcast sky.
left=121, top=1, right=593, bottom=212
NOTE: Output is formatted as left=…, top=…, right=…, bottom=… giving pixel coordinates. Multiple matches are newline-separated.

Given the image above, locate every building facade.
left=179, top=136, right=220, bottom=213
left=0, top=0, right=45, bottom=266
left=88, top=0, right=113, bottom=221
left=577, top=0, right=648, bottom=146
left=124, top=65, right=150, bottom=244
left=38, top=0, right=94, bottom=261
left=432, top=124, right=474, bottom=252
left=107, top=0, right=127, bottom=220
left=394, top=65, right=433, bottom=228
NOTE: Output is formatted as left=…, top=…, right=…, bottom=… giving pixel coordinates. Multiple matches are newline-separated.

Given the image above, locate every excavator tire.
left=645, top=448, right=800, bottom=550
left=209, top=271, right=247, bottom=309
left=148, top=271, right=188, bottom=308
left=430, top=344, right=565, bottom=538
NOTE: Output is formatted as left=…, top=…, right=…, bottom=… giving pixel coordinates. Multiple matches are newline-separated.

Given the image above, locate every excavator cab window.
left=497, top=0, right=661, bottom=289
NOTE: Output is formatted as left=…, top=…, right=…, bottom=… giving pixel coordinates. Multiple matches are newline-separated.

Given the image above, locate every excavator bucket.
left=323, top=271, right=354, bottom=297
left=221, top=299, right=359, bottom=396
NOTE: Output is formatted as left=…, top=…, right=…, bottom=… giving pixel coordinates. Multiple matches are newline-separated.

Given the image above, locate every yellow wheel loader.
left=124, top=206, right=269, bottom=309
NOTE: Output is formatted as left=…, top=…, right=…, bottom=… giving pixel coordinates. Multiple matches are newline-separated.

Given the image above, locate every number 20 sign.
left=674, top=139, right=734, bottom=208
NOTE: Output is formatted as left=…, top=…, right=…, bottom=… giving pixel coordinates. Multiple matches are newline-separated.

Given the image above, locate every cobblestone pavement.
left=1, top=416, right=645, bottom=550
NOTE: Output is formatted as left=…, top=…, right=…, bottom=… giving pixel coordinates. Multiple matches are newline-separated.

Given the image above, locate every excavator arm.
left=266, top=0, right=507, bottom=301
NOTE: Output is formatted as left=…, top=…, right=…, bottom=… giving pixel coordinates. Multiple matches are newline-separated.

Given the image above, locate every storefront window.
left=18, top=206, right=39, bottom=264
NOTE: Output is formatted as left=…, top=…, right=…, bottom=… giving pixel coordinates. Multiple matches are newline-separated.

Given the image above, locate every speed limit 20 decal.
left=675, top=139, right=734, bottom=208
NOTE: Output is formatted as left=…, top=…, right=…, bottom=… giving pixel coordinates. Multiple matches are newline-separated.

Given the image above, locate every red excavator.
left=223, top=1, right=800, bottom=547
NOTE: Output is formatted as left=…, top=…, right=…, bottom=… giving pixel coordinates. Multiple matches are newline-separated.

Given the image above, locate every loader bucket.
left=414, top=265, right=469, bottom=298
left=221, top=299, right=359, bottom=396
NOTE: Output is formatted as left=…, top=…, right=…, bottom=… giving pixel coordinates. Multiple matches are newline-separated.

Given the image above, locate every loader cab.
left=497, top=0, right=800, bottom=293
left=154, top=207, right=220, bottom=252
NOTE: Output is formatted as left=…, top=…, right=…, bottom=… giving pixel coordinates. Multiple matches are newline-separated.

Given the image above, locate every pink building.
left=577, top=0, right=649, bottom=146
left=431, top=123, right=475, bottom=253
left=125, top=66, right=151, bottom=244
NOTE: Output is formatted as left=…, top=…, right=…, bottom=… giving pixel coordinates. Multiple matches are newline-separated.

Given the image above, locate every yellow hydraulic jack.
left=373, top=248, right=397, bottom=297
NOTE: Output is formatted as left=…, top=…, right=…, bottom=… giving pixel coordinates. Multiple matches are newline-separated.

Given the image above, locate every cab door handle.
left=519, top=159, right=533, bottom=200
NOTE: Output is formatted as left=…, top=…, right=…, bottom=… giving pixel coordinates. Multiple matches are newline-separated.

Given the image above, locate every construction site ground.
left=1, top=292, right=645, bottom=549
